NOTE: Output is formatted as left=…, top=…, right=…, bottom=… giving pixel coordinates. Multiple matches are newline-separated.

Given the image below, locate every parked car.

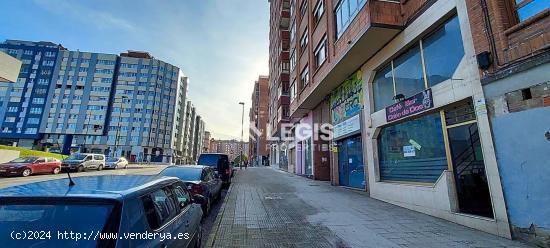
left=159, top=165, right=223, bottom=216
left=0, top=157, right=61, bottom=177
left=105, top=157, right=129, bottom=169
left=0, top=175, right=205, bottom=248
left=197, top=153, right=232, bottom=187
left=62, top=153, right=105, bottom=172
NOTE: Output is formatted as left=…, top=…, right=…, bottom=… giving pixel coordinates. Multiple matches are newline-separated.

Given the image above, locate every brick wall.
left=464, top=0, right=550, bottom=80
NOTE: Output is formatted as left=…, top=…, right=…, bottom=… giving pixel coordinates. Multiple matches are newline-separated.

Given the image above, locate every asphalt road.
left=0, top=164, right=168, bottom=189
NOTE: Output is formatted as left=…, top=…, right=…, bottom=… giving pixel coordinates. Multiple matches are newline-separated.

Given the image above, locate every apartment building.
left=0, top=40, right=205, bottom=165
left=40, top=50, right=117, bottom=155
left=213, top=139, right=249, bottom=162
left=202, top=131, right=211, bottom=153
left=268, top=0, right=291, bottom=171
left=464, top=0, right=549, bottom=245
left=249, top=75, right=270, bottom=167
left=192, top=115, right=205, bottom=162
left=267, top=0, right=548, bottom=238
left=0, top=40, right=65, bottom=148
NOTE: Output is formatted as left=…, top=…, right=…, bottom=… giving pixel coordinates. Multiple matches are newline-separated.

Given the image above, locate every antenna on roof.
left=67, top=168, right=75, bottom=187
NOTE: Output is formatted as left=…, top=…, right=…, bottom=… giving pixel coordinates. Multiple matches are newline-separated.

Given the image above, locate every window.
left=24, top=128, right=38, bottom=134
left=37, top=79, right=49, bottom=85
left=314, top=36, right=327, bottom=68
left=142, top=188, right=177, bottom=230
left=335, top=0, right=366, bottom=38
left=422, top=15, right=464, bottom=87
left=8, top=107, right=18, bottom=112
left=173, top=185, right=192, bottom=210
left=290, top=50, right=297, bottom=71
left=290, top=20, right=296, bottom=43
left=30, top=108, right=42, bottom=114
left=371, top=16, right=465, bottom=112
left=313, top=0, right=324, bottom=24
left=290, top=79, right=297, bottom=101
left=4, top=117, right=16, bottom=123
left=42, top=60, right=55, bottom=66
left=393, top=45, right=425, bottom=99
left=300, top=66, right=309, bottom=86
left=27, top=118, right=40, bottom=124
left=378, top=112, right=448, bottom=183
left=300, top=29, right=309, bottom=53
left=300, top=0, right=308, bottom=17
left=32, top=98, right=45, bottom=104
left=515, top=0, right=550, bottom=21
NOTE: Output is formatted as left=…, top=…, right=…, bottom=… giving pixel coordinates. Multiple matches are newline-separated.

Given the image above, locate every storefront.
left=330, top=71, right=365, bottom=189
left=361, top=2, right=511, bottom=237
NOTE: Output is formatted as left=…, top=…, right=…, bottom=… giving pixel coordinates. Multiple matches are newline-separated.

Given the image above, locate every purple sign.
left=386, top=89, right=433, bottom=122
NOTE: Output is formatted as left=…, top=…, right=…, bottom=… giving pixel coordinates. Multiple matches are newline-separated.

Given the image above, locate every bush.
left=0, top=145, right=68, bottom=160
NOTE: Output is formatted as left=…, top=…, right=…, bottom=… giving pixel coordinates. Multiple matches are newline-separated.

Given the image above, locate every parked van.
left=61, top=153, right=106, bottom=172
left=197, top=153, right=232, bottom=187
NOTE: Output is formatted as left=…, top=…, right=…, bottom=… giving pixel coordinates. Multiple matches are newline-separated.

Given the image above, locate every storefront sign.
left=334, top=114, right=361, bottom=139
left=330, top=70, right=363, bottom=124
left=386, top=89, right=433, bottom=122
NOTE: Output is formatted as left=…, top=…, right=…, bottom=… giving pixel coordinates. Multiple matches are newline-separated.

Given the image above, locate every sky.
left=0, top=0, right=270, bottom=140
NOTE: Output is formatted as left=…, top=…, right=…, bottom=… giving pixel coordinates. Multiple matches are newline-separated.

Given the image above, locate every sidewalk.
left=206, top=167, right=529, bottom=248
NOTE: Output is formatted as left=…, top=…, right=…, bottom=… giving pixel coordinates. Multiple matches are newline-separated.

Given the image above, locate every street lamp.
left=239, top=102, right=245, bottom=169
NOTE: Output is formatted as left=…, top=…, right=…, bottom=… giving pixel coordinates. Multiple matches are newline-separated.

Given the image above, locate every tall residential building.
left=0, top=40, right=203, bottom=165
left=268, top=0, right=537, bottom=239
left=40, top=50, right=117, bottom=154
left=267, top=0, right=291, bottom=170
left=202, top=131, right=211, bottom=152
left=191, top=115, right=205, bottom=162
left=213, top=139, right=249, bottom=162
left=249, top=75, right=269, bottom=166
left=0, top=40, right=65, bottom=148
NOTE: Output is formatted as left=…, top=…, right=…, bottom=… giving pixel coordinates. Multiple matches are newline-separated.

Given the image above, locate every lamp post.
left=114, top=96, right=128, bottom=158
left=239, top=102, right=245, bottom=170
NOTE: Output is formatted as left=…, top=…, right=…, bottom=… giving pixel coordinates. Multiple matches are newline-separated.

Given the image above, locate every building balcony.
left=289, top=0, right=402, bottom=118
left=279, top=1, right=290, bottom=29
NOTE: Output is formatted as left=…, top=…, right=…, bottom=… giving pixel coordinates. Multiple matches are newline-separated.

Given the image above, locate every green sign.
left=330, top=70, right=363, bottom=124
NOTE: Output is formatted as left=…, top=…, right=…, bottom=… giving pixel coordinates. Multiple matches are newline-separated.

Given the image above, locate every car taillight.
left=191, top=184, right=203, bottom=195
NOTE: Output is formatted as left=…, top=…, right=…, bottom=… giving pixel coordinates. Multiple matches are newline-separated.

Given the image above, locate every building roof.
left=0, top=175, right=177, bottom=200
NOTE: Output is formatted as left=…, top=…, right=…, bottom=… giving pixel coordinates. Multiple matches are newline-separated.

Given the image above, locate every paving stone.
left=207, top=167, right=532, bottom=248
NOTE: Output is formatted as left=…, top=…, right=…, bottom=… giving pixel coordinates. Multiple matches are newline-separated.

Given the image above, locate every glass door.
left=444, top=100, right=493, bottom=218
left=337, top=135, right=365, bottom=189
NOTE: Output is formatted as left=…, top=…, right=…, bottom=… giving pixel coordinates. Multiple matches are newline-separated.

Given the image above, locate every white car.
left=104, top=157, right=129, bottom=169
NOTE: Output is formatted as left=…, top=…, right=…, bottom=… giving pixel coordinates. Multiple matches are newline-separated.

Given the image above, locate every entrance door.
left=444, top=100, right=493, bottom=218
left=338, top=135, right=365, bottom=189
left=304, top=138, right=312, bottom=175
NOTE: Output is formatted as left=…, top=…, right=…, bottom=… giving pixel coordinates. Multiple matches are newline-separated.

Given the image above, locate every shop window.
left=371, top=15, right=464, bottom=112
left=393, top=45, right=425, bottom=99
left=378, top=112, right=448, bottom=183
left=372, top=64, right=395, bottom=112
left=515, top=0, right=550, bottom=21
left=423, top=15, right=464, bottom=87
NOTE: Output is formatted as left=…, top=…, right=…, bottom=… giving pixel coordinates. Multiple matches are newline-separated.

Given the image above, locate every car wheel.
left=22, top=168, right=32, bottom=177
left=52, top=167, right=61, bottom=174
left=97, top=164, right=104, bottom=171
left=124, top=164, right=128, bottom=169
left=77, top=165, right=85, bottom=173
left=114, top=164, right=118, bottom=170
left=202, top=199, right=210, bottom=217
left=194, top=226, right=203, bottom=248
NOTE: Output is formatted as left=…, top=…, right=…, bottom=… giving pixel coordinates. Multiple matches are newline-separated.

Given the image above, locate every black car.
left=159, top=165, right=223, bottom=216
left=197, top=153, right=233, bottom=187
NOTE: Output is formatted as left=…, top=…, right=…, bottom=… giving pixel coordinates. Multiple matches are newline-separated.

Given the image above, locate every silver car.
left=61, top=153, right=106, bottom=172
left=105, top=157, right=129, bottom=169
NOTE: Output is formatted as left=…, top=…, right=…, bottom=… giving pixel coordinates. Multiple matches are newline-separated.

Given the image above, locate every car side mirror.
left=192, top=194, right=206, bottom=205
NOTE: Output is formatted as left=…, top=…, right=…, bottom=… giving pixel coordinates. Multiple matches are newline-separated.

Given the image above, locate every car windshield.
left=0, top=203, right=115, bottom=247
left=66, top=154, right=87, bottom=160
left=9, top=157, right=37, bottom=163
left=106, top=158, right=118, bottom=162
left=159, top=167, right=202, bottom=181
left=197, top=155, right=220, bottom=167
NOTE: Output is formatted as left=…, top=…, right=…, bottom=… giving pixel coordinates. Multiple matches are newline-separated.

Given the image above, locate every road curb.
left=205, top=171, right=236, bottom=248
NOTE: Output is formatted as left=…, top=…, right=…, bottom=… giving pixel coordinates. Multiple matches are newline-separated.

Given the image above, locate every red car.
left=0, top=157, right=62, bottom=177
